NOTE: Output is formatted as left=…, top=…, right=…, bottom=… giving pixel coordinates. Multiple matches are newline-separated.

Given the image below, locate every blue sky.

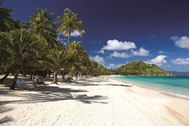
left=2, top=0, right=189, bottom=72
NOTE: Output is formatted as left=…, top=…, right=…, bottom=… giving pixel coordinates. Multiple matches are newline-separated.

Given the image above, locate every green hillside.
left=116, top=61, right=172, bottom=76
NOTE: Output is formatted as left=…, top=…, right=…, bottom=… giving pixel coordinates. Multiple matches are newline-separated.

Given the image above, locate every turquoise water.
left=115, top=76, right=189, bottom=97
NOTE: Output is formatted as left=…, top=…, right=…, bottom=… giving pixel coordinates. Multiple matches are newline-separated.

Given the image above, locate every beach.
left=0, top=76, right=188, bottom=126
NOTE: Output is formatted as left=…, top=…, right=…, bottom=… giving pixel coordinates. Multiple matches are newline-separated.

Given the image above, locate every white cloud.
left=90, top=55, right=104, bottom=64
left=70, top=30, right=85, bottom=37
left=70, top=30, right=81, bottom=37
left=171, top=36, right=189, bottom=49
left=110, top=51, right=129, bottom=58
left=106, top=63, right=124, bottom=69
left=171, top=58, right=189, bottom=65
left=131, top=47, right=149, bottom=56
left=102, top=39, right=136, bottom=51
left=158, top=50, right=169, bottom=54
left=146, top=55, right=167, bottom=66
left=59, top=30, right=84, bottom=37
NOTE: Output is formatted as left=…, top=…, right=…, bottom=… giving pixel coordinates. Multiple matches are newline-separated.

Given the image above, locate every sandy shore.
left=0, top=76, right=188, bottom=126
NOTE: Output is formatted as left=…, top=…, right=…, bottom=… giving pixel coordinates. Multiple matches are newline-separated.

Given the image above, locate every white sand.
left=0, top=76, right=188, bottom=126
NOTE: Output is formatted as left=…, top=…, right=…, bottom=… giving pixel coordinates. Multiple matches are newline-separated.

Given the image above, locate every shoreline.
left=111, top=75, right=189, bottom=99
left=108, top=76, right=189, bottom=124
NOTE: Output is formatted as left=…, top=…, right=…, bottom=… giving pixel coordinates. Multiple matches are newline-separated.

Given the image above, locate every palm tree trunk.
left=62, top=73, right=65, bottom=81
left=32, top=75, right=34, bottom=81
left=21, top=71, right=26, bottom=77
left=67, top=35, right=70, bottom=43
left=0, top=72, right=9, bottom=83
left=75, top=72, right=79, bottom=80
left=29, top=73, right=35, bottom=80
left=53, top=71, right=58, bottom=84
left=76, top=74, right=78, bottom=80
left=10, top=73, right=18, bottom=90
left=29, top=73, right=32, bottom=80
left=48, top=71, right=51, bottom=78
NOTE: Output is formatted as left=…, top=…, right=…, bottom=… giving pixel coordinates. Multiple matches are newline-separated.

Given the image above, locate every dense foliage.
left=115, top=61, right=171, bottom=76
left=0, top=7, right=108, bottom=89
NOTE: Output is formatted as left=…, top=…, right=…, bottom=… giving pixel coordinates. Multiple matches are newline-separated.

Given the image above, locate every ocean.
left=115, top=76, right=189, bottom=97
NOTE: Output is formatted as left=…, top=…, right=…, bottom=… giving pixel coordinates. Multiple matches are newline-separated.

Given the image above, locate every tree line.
left=0, top=7, right=109, bottom=89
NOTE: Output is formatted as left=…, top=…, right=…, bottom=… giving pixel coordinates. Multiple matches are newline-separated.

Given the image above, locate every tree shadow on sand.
left=69, top=81, right=132, bottom=88
left=0, top=106, right=14, bottom=124
left=0, top=86, right=108, bottom=106
left=0, top=116, right=14, bottom=124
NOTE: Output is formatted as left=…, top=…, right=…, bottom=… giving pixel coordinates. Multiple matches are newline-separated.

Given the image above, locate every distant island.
left=114, top=61, right=172, bottom=76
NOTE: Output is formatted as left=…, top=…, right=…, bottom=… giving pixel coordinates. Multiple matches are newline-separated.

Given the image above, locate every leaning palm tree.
left=56, top=8, right=84, bottom=43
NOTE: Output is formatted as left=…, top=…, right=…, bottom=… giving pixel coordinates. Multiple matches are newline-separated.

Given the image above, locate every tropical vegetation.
left=0, top=7, right=107, bottom=89
left=115, top=61, right=172, bottom=76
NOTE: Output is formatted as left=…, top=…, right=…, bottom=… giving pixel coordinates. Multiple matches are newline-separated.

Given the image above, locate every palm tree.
left=56, top=8, right=84, bottom=43
left=41, top=43, right=65, bottom=84
left=0, top=7, right=15, bottom=32
left=89, top=61, right=99, bottom=76
left=28, top=9, right=57, bottom=47
left=27, top=9, right=60, bottom=79
left=87, top=61, right=107, bottom=76
left=0, top=27, right=44, bottom=89
left=0, top=10, right=22, bottom=83
left=65, top=41, right=89, bottom=79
